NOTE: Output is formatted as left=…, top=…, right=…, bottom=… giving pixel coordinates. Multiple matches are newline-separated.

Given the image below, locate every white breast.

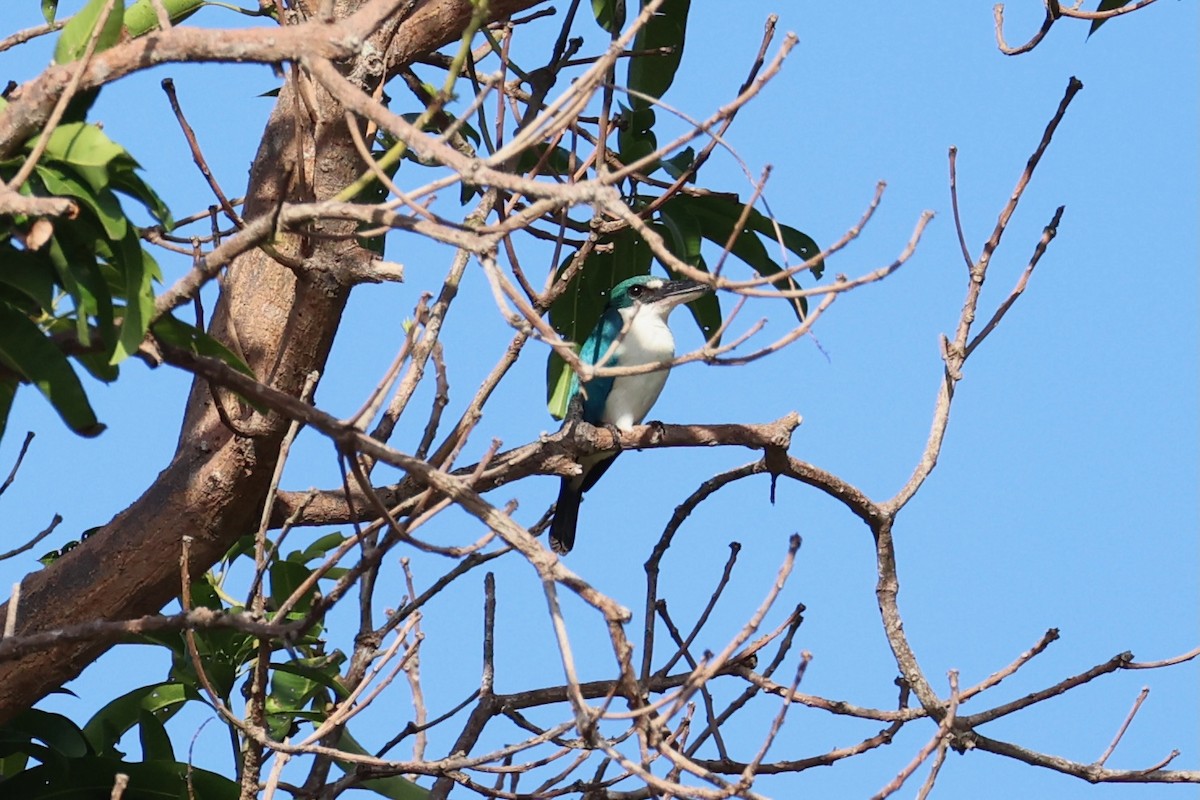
left=601, top=306, right=676, bottom=430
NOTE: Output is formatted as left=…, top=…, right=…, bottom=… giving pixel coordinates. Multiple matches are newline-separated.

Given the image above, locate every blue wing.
left=552, top=309, right=624, bottom=554
left=571, top=309, right=622, bottom=425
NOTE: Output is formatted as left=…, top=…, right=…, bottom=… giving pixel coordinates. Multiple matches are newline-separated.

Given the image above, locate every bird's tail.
left=550, top=479, right=582, bottom=554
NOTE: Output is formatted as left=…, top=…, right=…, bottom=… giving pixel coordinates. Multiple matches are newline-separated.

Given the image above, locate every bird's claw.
left=604, top=422, right=624, bottom=453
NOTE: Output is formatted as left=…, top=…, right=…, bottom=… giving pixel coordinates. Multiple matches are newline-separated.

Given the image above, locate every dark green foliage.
left=0, top=705, right=239, bottom=798
left=626, top=0, right=690, bottom=110
left=617, top=103, right=657, bottom=167
left=662, top=193, right=822, bottom=321
left=0, top=529, right=422, bottom=796
left=123, top=0, right=207, bottom=37
left=547, top=0, right=821, bottom=415
left=590, top=0, right=625, bottom=34
left=0, top=98, right=173, bottom=442
left=53, top=0, right=125, bottom=64
left=1089, top=0, right=1136, bottom=35
left=546, top=192, right=821, bottom=417
left=2, top=754, right=239, bottom=799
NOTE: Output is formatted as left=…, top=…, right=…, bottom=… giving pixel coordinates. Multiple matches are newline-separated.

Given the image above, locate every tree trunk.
left=0, top=0, right=545, bottom=724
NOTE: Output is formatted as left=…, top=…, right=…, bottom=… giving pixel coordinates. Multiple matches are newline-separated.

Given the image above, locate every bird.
left=550, top=274, right=712, bottom=554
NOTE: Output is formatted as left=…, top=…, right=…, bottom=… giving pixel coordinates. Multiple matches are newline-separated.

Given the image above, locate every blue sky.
left=0, top=2, right=1196, bottom=797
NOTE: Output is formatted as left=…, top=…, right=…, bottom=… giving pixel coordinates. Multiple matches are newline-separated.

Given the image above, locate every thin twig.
left=1095, top=686, right=1150, bottom=767
left=0, top=432, right=35, bottom=496
left=0, top=514, right=63, bottom=562
left=161, top=78, right=244, bottom=227
left=948, top=146, right=974, bottom=269
left=959, top=627, right=1059, bottom=702
left=872, top=670, right=959, bottom=800
left=965, top=204, right=1065, bottom=358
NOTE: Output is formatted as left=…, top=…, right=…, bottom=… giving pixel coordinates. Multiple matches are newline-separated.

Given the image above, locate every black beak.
left=659, top=278, right=712, bottom=306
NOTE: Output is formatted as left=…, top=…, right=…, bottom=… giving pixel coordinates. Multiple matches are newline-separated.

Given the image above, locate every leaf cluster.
left=0, top=531, right=399, bottom=798
left=0, top=97, right=172, bottom=440
left=543, top=0, right=821, bottom=416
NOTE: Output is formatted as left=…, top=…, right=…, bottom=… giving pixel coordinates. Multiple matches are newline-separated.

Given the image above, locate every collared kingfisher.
left=550, top=274, right=712, bottom=554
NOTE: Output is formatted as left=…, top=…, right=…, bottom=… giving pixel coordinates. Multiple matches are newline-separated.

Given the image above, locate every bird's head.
left=607, top=275, right=711, bottom=320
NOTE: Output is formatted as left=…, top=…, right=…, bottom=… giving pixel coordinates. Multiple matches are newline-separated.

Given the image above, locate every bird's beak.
left=659, top=278, right=712, bottom=308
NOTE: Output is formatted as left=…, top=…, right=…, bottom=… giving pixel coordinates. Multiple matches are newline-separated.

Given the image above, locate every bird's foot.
left=644, top=419, right=668, bottom=446
left=604, top=422, right=624, bottom=452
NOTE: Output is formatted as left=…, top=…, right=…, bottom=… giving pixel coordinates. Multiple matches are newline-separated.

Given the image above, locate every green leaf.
left=679, top=262, right=719, bottom=343
left=741, top=208, right=823, bottom=279
left=123, top=0, right=205, bottom=37
left=650, top=217, right=720, bottom=344
left=676, top=193, right=822, bottom=274
left=41, top=122, right=129, bottom=191
left=662, top=194, right=822, bottom=320
left=448, top=114, right=481, bottom=147
left=83, top=682, right=200, bottom=756
left=35, top=164, right=127, bottom=240
left=54, top=0, right=125, bottom=64
left=35, top=122, right=169, bottom=237
left=658, top=199, right=702, bottom=264
left=138, top=589, right=255, bottom=704
left=271, top=559, right=315, bottom=614
left=0, top=302, right=104, bottom=437
left=591, top=0, right=625, bottom=33
left=335, top=730, right=430, bottom=799
left=0, top=757, right=239, bottom=800
left=111, top=228, right=159, bottom=364
left=222, top=532, right=258, bottom=563
left=626, top=0, right=690, bottom=109
left=514, top=143, right=578, bottom=177
left=45, top=213, right=113, bottom=344
left=42, top=0, right=59, bottom=25
left=264, top=656, right=346, bottom=738
left=1089, top=0, right=1133, bottom=35
left=290, top=531, right=347, bottom=564
left=268, top=666, right=320, bottom=713
left=150, top=315, right=256, bottom=379
left=0, top=748, right=30, bottom=779
left=2, top=709, right=91, bottom=760
left=661, top=147, right=695, bottom=180
left=270, top=655, right=349, bottom=702
left=110, top=166, right=173, bottom=229
left=73, top=350, right=121, bottom=383
left=42, top=315, right=120, bottom=383
left=617, top=103, right=657, bottom=167
left=136, top=709, right=174, bottom=762
left=189, top=575, right=224, bottom=611
left=0, top=247, right=57, bottom=311
left=170, top=641, right=241, bottom=702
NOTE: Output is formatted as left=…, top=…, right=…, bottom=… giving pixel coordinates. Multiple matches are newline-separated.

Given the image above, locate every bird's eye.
left=629, top=286, right=643, bottom=297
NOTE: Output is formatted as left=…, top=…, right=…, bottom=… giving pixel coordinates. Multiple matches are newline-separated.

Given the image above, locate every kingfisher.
left=550, top=274, right=712, bottom=554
